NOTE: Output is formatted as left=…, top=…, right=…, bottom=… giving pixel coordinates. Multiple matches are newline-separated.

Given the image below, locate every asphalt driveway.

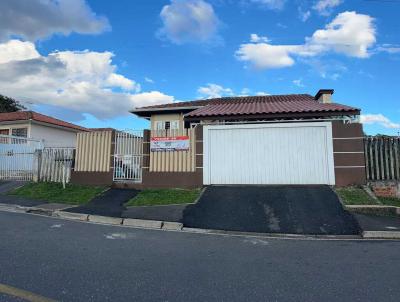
left=183, top=185, right=360, bottom=235
left=64, top=188, right=139, bottom=217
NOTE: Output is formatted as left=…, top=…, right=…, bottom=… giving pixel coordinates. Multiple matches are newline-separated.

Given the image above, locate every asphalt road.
left=0, top=211, right=399, bottom=302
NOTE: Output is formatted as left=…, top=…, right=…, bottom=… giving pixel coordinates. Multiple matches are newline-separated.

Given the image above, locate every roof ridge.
left=0, top=110, right=88, bottom=132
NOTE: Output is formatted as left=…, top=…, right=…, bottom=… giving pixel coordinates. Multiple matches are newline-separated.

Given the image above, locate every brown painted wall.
left=70, top=171, right=113, bottom=186
left=332, top=121, right=366, bottom=187
left=141, top=170, right=202, bottom=189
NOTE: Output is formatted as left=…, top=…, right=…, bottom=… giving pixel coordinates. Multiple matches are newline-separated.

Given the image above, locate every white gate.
left=113, top=130, right=143, bottom=182
left=203, top=122, right=335, bottom=185
left=0, top=135, right=43, bottom=181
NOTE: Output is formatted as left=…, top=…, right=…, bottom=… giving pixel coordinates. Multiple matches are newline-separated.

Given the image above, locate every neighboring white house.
left=0, top=111, right=88, bottom=147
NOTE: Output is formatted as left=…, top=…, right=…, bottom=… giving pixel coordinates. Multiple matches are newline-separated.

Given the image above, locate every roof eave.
left=130, top=106, right=204, bottom=118
left=184, top=110, right=361, bottom=122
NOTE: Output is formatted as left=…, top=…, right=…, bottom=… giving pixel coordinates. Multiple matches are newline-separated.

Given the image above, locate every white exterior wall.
left=29, top=123, right=78, bottom=147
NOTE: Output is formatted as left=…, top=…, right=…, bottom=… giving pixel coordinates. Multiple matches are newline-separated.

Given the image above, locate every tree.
left=0, top=94, right=25, bottom=113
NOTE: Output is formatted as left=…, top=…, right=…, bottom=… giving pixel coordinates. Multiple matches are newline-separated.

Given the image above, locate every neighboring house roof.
left=132, top=93, right=360, bottom=120
left=0, top=111, right=88, bottom=132
left=89, top=127, right=115, bottom=132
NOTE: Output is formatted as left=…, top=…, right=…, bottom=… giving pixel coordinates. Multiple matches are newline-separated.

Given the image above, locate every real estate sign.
left=150, top=136, right=190, bottom=151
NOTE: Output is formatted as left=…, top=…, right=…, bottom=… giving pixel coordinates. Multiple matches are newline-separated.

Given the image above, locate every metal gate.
left=0, top=135, right=43, bottom=181
left=113, top=130, right=143, bottom=182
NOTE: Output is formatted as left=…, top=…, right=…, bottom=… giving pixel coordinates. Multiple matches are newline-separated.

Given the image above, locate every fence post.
left=36, top=149, right=42, bottom=183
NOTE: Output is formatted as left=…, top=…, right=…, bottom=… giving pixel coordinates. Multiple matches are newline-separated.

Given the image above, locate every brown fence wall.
left=138, top=126, right=203, bottom=189
left=332, top=121, right=366, bottom=186
left=75, top=131, right=114, bottom=172
left=71, top=130, right=115, bottom=186
left=149, top=128, right=196, bottom=172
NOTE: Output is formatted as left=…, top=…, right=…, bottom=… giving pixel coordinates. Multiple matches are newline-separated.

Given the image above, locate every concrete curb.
left=88, top=215, right=123, bottom=225
left=162, top=221, right=183, bottom=230
left=123, top=218, right=162, bottom=229
left=54, top=211, right=89, bottom=221
left=345, top=205, right=400, bottom=216
left=363, top=231, right=400, bottom=239
left=0, top=204, right=26, bottom=213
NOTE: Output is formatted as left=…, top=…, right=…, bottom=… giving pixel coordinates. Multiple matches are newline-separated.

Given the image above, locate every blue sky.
left=0, top=0, right=399, bottom=135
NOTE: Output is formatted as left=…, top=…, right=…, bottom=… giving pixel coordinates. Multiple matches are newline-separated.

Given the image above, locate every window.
left=11, top=128, right=28, bottom=138
left=155, top=121, right=164, bottom=130
left=154, top=120, right=180, bottom=130
left=0, top=129, right=9, bottom=135
left=170, top=120, right=180, bottom=130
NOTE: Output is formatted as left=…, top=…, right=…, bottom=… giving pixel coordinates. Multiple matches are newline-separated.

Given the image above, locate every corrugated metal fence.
left=75, top=130, right=113, bottom=172
left=150, top=128, right=196, bottom=172
left=365, top=136, right=400, bottom=180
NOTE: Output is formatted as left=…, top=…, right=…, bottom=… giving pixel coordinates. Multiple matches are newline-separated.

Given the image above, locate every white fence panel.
left=39, top=148, right=75, bottom=184
left=0, top=135, right=43, bottom=181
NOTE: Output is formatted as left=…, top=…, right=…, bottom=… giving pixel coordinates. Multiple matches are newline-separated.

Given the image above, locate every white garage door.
left=203, top=122, right=335, bottom=185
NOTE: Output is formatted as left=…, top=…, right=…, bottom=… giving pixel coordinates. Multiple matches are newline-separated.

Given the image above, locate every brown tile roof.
left=185, top=95, right=359, bottom=118
left=0, top=111, right=88, bottom=132
left=135, top=94, right=360, bottom=118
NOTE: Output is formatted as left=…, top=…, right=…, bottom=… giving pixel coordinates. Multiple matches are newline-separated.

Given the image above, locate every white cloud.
left=106, top=74, right=138, bottom=91
left=236, top=42, right=299, bottom=69
left=247, top=0, right=286, bottom=10
left=299, top=9, right=311, bottom=22
left=250, top=34, right=270, bottom=43
left=361, top=114, right=400, bottom=129
left=198, top=83, right=233, bottom=98
left=158, top=0, right=221, bottom=44
left=236, top=11, right=376, bottom=69
left=0, top=40, right=40, bottom=64
left=0, top=0, right=109, bottom=41
left=376, top=44, right=400, bottom=54
left=240, top=88, right=251, bottom=96
left=144, top=77, right=154, bottom=83
left=313, top=0, right=342, bottom=16
left=309, top=11, right=376, bottom=58
left=0, top=40, right=173, bottom=119
left=293, top=79, right=305, bottom=87
left=302, top=58, right=347, bottom=79
left=256, top=91, right=270, bottom=96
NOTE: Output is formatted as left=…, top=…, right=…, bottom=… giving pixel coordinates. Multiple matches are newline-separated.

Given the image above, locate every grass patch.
left=335, top=187, right=379, bottom=205
left=379, top=197, right=400, bottom=207
left=125, top=188, right=201, bottom=207
left=8, top=182, right=106, bottom=205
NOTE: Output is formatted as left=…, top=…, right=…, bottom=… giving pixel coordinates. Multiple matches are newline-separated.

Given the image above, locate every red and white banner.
left=150, top=136, right=190, bottom=151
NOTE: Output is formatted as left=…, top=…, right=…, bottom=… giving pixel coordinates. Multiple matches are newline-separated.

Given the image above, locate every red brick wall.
left=370, top=182, right=399, bottom=198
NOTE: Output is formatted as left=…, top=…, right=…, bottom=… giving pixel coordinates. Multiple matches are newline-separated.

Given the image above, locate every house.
left=0, top=111, right=88, bottom=147
left=129, top=89, right=365, bottom=188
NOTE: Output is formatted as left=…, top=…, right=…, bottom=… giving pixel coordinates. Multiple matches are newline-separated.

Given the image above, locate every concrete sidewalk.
left=354, top=214, right=400, bottom=239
